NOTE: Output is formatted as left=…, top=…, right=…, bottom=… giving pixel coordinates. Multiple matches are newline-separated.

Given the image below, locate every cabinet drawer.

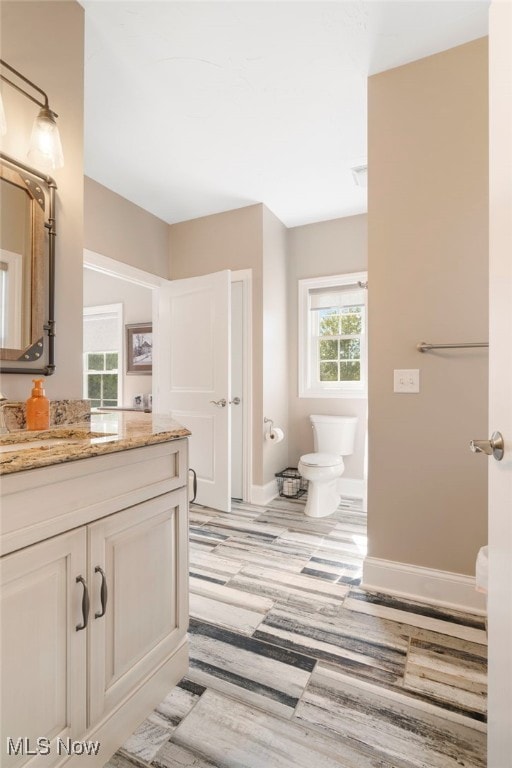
left=1, top=440, right=188, bottom=556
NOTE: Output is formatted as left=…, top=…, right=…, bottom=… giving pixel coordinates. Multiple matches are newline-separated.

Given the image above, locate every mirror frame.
left=0, top=152, right=56, bottom=375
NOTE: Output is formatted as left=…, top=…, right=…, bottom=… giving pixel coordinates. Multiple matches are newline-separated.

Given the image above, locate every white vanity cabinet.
left=1, top=528, right=88, bottom=768
left=0, top=439, right=189, bottom=768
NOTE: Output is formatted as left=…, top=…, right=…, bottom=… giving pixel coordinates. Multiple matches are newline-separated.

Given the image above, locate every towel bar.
left=417, top=342, right=489, bottom=353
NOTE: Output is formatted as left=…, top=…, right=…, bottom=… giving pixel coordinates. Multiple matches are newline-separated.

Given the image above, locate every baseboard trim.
left=250, top=477, right=364, bottom=506
left=337, top=477, right=364, bottom=499
left=250, top=480, right=278, bottom=506
left=362, top=556, right=487, bottom=614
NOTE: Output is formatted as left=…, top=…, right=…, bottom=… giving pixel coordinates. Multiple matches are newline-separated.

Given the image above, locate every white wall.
left=83, top=268, right=153, bottom=408
left=262, top=206, right=289, bottom=485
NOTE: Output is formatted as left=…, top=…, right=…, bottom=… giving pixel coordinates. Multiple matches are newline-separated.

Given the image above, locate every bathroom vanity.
left=0, top=412, right=191, bottom=767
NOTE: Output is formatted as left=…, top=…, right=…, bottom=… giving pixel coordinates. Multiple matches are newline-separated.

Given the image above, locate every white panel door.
left=487, top=3, right=512, bottom=763
left=154, top=270, right=231, bottom=512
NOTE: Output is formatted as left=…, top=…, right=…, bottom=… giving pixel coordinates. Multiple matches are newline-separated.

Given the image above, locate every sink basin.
left=0, top=428, right=116, bottom=454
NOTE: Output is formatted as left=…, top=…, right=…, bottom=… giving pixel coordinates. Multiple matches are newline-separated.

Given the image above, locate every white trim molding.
left=0, top=249, right=23, bottom=349
left=298, top=270, right=368, bottom=399
left=251, top=477, right=364, bottom=507
left=231, top=270, right=253, bottom=504
left=84, top=249, right=168, bottom=288
left=338, top=477, right=364, bottom=500
left=362, top=556, right=487, bottom=615
left=250, top=480, right=278, bottom=507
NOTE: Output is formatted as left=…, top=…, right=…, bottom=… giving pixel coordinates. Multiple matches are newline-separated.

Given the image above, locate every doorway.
left=83, top=269, right=153, bottom=410
left=83, top=251, right=252, bottom=509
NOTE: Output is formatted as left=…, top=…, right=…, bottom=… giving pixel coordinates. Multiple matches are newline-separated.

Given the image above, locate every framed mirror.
left=0, top=153, right=56, bottom=374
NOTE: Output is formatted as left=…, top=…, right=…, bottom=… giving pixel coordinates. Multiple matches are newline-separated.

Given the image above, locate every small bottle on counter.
left=26, top=378, right=50, bottom=431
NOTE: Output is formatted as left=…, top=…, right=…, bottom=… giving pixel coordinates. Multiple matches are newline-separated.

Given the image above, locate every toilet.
left=298, top=414, right=358, bottom=518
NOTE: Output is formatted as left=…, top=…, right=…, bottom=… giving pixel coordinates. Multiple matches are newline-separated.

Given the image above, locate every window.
left=298, top=272, right=368, bottom=398
left=84, top=351, right=119, bottom=408
left=83, top=304, right=123, bottom=409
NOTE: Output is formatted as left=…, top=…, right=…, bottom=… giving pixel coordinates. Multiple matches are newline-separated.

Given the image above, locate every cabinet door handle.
left=94, top=566, right=108, bottom=619
left=75, top=575, right=90, bottom=631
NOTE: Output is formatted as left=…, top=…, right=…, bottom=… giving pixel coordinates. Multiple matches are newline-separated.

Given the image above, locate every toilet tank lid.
left=300, top=453, right=343, bottom=467
left=310, top=414, right=358, bottom=424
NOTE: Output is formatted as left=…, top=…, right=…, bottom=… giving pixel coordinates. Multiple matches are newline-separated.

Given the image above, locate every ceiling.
left=82, top=1, right=489, bottom=228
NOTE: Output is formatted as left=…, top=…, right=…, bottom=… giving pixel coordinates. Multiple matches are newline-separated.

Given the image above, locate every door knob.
left=470, top=431, right=504, bottom=461
left=230, top=397, right=241, bottom=405
left=210, top=398, right=227, bottom=408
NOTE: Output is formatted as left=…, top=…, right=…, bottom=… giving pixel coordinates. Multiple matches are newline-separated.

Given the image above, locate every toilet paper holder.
left=264, top=417, right=284, bottom=444
left=264, top=417, right=274, bottom=435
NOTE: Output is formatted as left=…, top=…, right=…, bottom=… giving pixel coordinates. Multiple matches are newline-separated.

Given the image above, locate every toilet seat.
left=299, top=452, right=342, bottom=468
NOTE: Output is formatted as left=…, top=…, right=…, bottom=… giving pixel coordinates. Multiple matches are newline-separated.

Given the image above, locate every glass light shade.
left=0, top=91, right=6, bottom=136
left=27, top=107, right=64, bottom=170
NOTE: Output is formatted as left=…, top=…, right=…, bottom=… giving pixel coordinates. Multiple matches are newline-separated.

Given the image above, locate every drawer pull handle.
left=76, top=575, right=90, bottom=631
left=94, top=566, right=108, bottom=619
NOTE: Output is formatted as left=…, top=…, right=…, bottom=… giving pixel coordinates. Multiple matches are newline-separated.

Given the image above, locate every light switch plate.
left=394, top=369, right=420, bottom=393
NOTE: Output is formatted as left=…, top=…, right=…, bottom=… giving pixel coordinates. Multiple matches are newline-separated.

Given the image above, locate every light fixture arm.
left=0, top=59, right=56, bottom=115
left=0, top=58, right=64, bottom=171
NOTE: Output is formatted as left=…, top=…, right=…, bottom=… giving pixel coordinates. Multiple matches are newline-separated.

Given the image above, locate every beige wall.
left=368, top=38, right=488, bottom=575
left=83, top=268, right=153, bottom=407
left=287, top=215, right=368, bottom=482
left=262, top=206, right=289, bottom=485
left=169, top=204, right=263, bottom=280
left=1, top=1, right=84, bottom=401
left=169, top=204, right=265, bottom=484
left=84, top=177, right=170, bottom=279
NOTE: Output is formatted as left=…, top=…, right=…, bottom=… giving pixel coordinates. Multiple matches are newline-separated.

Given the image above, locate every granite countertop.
left=0, top=412, right=190, bottom=476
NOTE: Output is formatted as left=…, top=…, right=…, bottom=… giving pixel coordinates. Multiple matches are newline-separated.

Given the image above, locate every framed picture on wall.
left=126, top=322, right=152, bottom=374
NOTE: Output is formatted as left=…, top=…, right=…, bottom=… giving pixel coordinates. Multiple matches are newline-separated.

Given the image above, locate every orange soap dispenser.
left=26, top=378, right=50, bottom=431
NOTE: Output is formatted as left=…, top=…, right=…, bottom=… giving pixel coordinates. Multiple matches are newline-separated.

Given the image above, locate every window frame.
left=83, top=303, right=123, bottom=409
left=298, top=272, right=368, bottom=399
left=0, top=249, right=23, bottom=349
left=84, top=351, right=120, bottom=409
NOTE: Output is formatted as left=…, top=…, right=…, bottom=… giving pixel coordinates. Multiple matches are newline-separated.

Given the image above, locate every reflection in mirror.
left=0, top=153, right=56, bottom=374
left=1, top=175, right=33, bottom=349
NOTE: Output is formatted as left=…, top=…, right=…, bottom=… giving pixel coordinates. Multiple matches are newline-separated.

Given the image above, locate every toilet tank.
left=310, top=414, right=358, bottom=456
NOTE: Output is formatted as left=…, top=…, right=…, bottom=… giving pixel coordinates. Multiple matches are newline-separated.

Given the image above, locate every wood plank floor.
left=104, top=496, right=487, bottom=768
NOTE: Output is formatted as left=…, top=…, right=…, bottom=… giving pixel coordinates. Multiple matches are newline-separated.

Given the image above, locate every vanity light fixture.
left=0, top=58, right=64, bottom=170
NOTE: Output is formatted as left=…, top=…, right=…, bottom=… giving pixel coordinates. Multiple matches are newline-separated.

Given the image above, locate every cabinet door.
left=88, top=488, right=188, bottom=725
left=0, top=529, right=87, bottom=768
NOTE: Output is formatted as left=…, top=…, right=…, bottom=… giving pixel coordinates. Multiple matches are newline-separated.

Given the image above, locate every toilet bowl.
left=298, top=415, right=358, bottom=518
